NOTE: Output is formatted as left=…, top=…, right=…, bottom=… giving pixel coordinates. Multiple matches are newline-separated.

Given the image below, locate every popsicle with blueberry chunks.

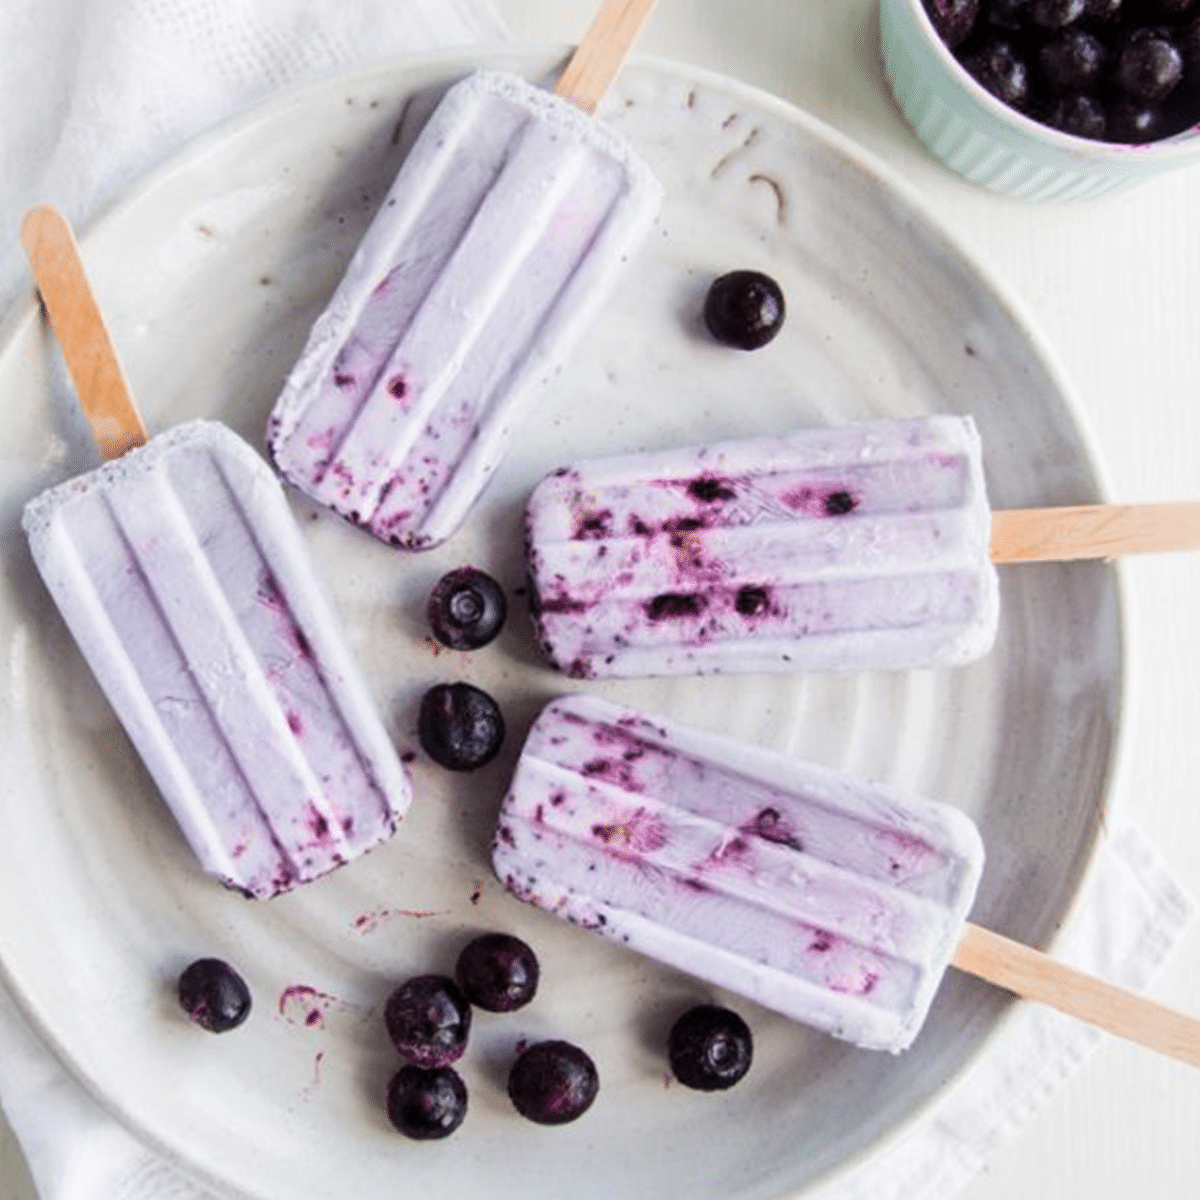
left=494, top=694, right=1200, bottom=1064
left=525, top=413, right=1200, bottom=678
left=20, top=206, right=411, bottom=898
left=267, top=0, right=663, bottom=550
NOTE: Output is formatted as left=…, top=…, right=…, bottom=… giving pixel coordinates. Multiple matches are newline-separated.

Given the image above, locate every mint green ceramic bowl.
left=880, top=0, right=1200, bottom=201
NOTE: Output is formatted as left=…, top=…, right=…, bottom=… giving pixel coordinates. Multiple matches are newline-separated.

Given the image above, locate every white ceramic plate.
left=0, top=48, right=1122, bottom=1200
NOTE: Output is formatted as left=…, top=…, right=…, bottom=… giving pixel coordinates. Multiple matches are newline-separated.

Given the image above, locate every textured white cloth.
left=0, top=0, right=505, bottom=307
left=0, top=4, right=1192, bottom=1200
left=811, top=825, right=1193, bottom=1200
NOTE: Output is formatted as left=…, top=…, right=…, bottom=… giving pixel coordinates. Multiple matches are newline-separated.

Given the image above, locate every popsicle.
left=525, top=414, right=1200, bottom=678
left=494, top=694, right=1200, bottom=1064
left=266, top=0, right=663, bottom=551
left=20, top=205, right=412, bottom=899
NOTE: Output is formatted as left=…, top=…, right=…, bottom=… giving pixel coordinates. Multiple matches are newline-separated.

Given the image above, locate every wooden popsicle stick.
left=991, top=502, right=1200, bottom=564
left=20, top=205, right=148, bottom=462
left=953, top=923, right=1200, bottom=1068
left=555, top=0, right=660, bottom=114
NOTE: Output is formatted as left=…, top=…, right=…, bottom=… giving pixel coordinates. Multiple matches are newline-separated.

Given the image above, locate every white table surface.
left=4, top=2, right=1200, bottom=1197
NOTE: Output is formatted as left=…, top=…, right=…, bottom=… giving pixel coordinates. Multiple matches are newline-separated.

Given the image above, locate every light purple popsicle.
left=23, top=421, right=412, bottom=898
left=492, top=693, right=984, bottom=1052
left=268, top=69, right=662, bottom=550
left=525, top=414, right=1000, bottom=677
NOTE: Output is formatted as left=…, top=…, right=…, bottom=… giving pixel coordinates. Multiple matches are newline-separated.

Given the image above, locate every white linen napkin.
left=0, top=5, right=1192, bottom=1200
left=0, top=0, right=505, bottom=311
left=810, top=825, right=1193, bottom=1200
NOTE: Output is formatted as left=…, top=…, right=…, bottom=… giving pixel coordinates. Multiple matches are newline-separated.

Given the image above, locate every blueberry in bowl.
left=881, top=0, right=1200, bottom=199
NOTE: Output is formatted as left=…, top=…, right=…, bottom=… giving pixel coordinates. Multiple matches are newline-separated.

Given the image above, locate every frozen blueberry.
left=386, top=1065, right=468, bottom=1140
left=177, top=958, right=252, bottom=1033
left=1031, top=0, right=1086, bottom=27
left=1045, top=91, right=1108, bottom=137
left=384, top=975, right=472, bottom=1068
left=668, top=1004, right=753, bottom=1092
left=1107, top=95, right=1168, bottom=141
left=427, top=567, right=507, bottom=651
left=1115, top=30, right=1184, bottom=100
left=1186, top=16, right=1200, bottom=74
left=986, top=0, right=1034, bottom=29
left=417, top=682, right=505, bottom=771
left=507, top=1040, right=599, bottom=1125
left=703, top=270, right=786, bottom=350
left=923, top=0, right=980, bottom=48
left=963, top=40, right=1032, bottom=108
left=455, top=932, right=540, bottom=1013
left=1084, top=0, right=1123, bottom=19
left=1038, top=29, right=1107, bottom=92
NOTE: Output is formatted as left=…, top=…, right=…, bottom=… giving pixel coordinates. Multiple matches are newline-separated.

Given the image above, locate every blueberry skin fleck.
left=508, top=1040, right=599, bottom=1124
left=418, top=682, right=505, bottom=771
left=703, top=270, right=786, bottom=350
left=177, top=958, right=252, bottom=1033
left=386, top=1065, right=468, bottom=1140
left=645, top=593, right=705, bottom=620
left=426, top=567, right=507, bottom=651
left=384, top=975, right=472, bottom=1068
left=668, top=1004, right=753, bottom=1092
left=455, top=932, right=540, bottom=1013
left=735, top=586, right=770, bottom=617
left=822, top=490, right=857, bottom=516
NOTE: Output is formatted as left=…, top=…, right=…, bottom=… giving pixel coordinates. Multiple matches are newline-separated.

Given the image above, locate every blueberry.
left=923, top=0, right=980, bottom=48
left=386, top=1065, right=468, bottom=1140
left=417, top=682, right=505, bottom=771
left=177, top=958, right=252, bottom=1033
left=1116, top=30, right=1184, bottom=100
left=1186, top=15, right=1200, bottom=74
left=455, top=932, right=539, bottom=1013
left=507, top=1040, right=599, bottom=1125
left=427, top=567, right=506, bottom=651
left=963, top=39, right=1032, bottom=107
left=1106, top=95, right=1166, bottom=141
left=668, top=1005, right=753, bottom=1092
left=986, top=0, right=1034, bottom=29
left=1031, top=0, right=1086, bottom=26
left=1038, top=29, right=1107, bottom=92
left=384, top=975, right=472, bottom=1068
left=1045, top=91, right=1108, bottom=137
left=929, top=0, right=1200, bottom=143
left=703, top=270, right=786, bottom=350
